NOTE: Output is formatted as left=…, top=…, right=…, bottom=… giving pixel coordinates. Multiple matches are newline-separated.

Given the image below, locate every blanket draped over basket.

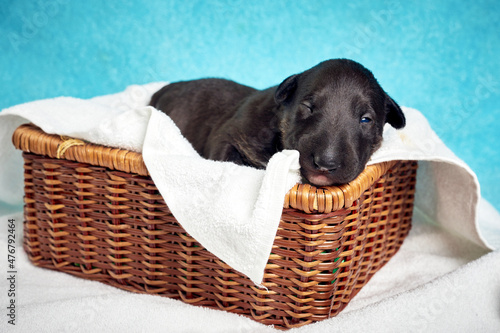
left=0, top=83, right=493, bottom=329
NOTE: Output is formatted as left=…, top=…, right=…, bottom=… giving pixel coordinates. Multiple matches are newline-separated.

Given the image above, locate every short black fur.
left=150, top=59, right=405, bottom=186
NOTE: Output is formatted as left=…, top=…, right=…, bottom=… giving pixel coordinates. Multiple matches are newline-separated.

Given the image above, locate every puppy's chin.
left=301, top=168, right=360, bottom=187
left=301, top=168, right=337, bottom=186
left=305, top=172, right=333, bottom=186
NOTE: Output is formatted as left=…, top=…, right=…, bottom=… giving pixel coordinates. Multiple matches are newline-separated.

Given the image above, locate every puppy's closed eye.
left=298, top=101, right=314, bottom=118
left=301, top=102, right=313, bottom=112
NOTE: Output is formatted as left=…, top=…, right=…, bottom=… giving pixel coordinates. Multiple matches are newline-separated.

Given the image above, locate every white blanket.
left=0, top=83, right=495, bottom=287
left=0, top=207, right=498, bottom=332
left=1, top=83, right=499, bottom=331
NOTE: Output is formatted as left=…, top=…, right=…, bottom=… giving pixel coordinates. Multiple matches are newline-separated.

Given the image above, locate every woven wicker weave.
left=13, top=123, right=417, bottom=329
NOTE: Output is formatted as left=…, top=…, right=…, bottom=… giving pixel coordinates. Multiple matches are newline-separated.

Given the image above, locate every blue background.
left=1, top=0, right=499, bottom=211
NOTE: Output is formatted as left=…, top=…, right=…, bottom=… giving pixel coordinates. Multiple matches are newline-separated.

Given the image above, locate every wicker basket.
left=13, top=123, right=417, bottom=329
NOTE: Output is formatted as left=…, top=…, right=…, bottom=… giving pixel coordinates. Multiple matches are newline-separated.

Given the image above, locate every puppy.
left=150, top=59, right=405, bottom=186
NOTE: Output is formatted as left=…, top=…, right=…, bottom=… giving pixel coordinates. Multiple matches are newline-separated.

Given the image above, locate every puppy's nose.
left=313, top=154, right=340, bottom=172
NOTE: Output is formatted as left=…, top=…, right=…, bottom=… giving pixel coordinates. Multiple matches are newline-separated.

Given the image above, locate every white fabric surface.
left=0, top=83, right=499, bottom=331
left=0, top=207, right=498, bottom=332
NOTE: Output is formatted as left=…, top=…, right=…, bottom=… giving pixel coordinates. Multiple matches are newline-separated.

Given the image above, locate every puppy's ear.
left=385, top=94, right=406, bottom=129
left=275, top=74, right=298, bottom=105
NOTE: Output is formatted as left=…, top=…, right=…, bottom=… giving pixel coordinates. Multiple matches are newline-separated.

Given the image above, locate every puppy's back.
left=150, top=79, right=257, bottom=155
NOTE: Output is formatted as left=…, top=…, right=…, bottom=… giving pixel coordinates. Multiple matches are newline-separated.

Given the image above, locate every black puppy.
left=150, top=59, right=405, bottom=186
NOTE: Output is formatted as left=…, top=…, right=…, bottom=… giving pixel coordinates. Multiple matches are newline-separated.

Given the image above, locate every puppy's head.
left=275, top=59, right=405, bottom=186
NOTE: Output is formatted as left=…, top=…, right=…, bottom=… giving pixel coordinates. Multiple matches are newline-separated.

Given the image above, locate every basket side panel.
left=22, top=153, right=197, bottom=297
left=259, top=161, right=417, bottom=327
left=22, top=156, right=42, bottom=263
left=347, top=161, right=416, bottom=299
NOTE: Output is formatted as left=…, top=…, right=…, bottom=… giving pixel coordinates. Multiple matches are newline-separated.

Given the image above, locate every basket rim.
left=12, top=123, right=401, bottom=213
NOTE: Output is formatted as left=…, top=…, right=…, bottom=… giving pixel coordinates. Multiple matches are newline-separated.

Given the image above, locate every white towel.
left=1, top=209, right=498, bottom=332
left=369, top=109, right=493, bottom=249
left=0, top=83, right=494, bottom=287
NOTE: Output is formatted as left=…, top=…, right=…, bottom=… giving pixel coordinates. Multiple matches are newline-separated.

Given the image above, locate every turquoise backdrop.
left=1, top=0, right=499, bottom=210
